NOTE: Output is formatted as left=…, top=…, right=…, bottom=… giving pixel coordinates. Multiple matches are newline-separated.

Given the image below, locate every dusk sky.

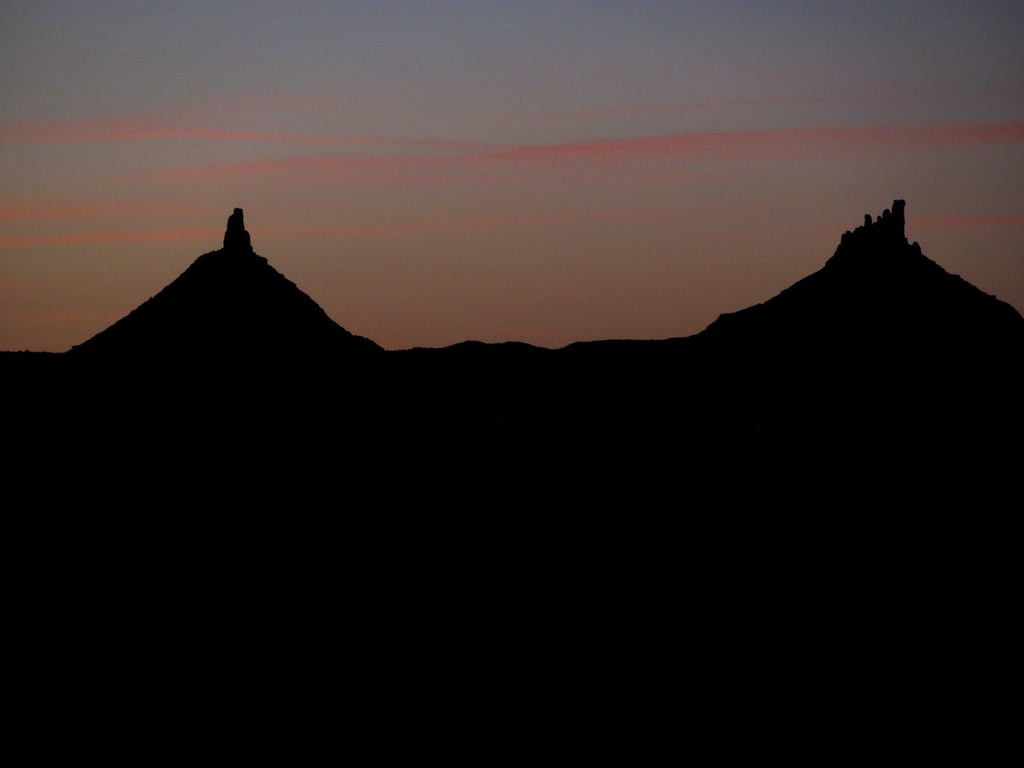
left=2, top=0, right=1022, bottom=351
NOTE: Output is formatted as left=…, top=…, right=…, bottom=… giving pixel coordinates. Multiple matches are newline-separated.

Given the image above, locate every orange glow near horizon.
left=2, top=3, right=1022, bottom=353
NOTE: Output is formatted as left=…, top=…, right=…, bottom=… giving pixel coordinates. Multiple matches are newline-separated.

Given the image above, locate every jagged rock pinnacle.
left=837, top=199, right=907, bottom=254
left=224, top=208, right=252, bottom=252
left=891, top=199, right=906, bottom=240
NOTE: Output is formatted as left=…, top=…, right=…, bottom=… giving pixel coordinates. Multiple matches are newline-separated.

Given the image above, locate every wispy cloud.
left=124, top=153, right=467, bottom=191
left=272, top=207, right=681, bottom=240
left=912, top=214, right=1024, bottom=230
left=509, top=95, right=847, bottom=120
left=0, top=208, right=680, bottom=247
left=0, top=199, right=214, bottom=222
left=0, top=116, right=489, bottom=152
left=128, top=120, right=1024, bottom=185
left=0, top=227, right=219, bottom=247
left=136, top=153, right=424, bottom=181
left=476, top=121, right=1024, bottom=161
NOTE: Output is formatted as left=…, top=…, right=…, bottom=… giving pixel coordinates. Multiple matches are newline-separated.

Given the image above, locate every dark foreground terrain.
left=3, top=200, right=1021, bottom=537
left=3, top=205, right=1018, bottom=749
left=6, top=203, right=1021, bottom=472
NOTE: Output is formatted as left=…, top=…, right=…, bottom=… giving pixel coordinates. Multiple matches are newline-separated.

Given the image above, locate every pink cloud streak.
left=0, top=118, right=489, bottom=152
left=912, top=214, right=1024, bottom=229
left=274, top=207, right=680, bottom=239
left=0, top=208, right=679, bottom=247
left=478, top=121, right=1024, bottom=161
left=0, top=199, right=214, bottom=223
left=510, top=95, right=848, bottom=120
left=128, top=121, right=1024, bottom=184
left=0, top=227, right=219, bottom=247
left=5, top=207, right=1019, bottom=250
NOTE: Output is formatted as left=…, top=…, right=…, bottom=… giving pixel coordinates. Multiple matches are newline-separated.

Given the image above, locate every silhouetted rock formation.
left=699, top=199, right=1023, bottom=356
left=684, top=199, right=1023, bottom=437
left=223, top=207, right=252, bottom=252
left=11, top=198, right=1018, bottom=711
left=841, top=198, right=907, bottom=252
left=69, top=209, right=381, bottom=365
left=7, top=199, right=1021, bottom=454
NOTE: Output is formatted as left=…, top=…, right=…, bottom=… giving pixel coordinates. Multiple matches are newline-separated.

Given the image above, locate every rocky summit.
left=223, top=207, right=253, bottom=252
left=68, top=208, right=381, bottom=365
left=698, top=199, right=1024, bottom=357
left=5, top=200, right=1021, bottom=453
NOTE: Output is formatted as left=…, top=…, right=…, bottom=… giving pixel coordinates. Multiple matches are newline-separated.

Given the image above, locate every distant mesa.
left=224, top=207, right=252, bottom=252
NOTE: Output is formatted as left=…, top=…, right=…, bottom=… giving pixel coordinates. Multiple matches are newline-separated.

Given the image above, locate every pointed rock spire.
left=891, top=199, right=906, bottom=242
left=833, top=199, right=909, bottom=263
left=866, top=199, right=906, bottom=244
left=224, top=208, right=252, bottom=252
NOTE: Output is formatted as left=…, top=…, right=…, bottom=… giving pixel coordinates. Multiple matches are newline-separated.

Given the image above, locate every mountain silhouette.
left=4, top=199, right=1021, bottom=454
left=5, top=200, right=1017, bottom=683
left=8, top=203, right=1014, bottom=719
left=50, top=201, right=1023, bottom=376
left=667, top=200, right=1023, bottom=435
left=68, top=208, right=381, bottom=365
left=696, top=200, right=1023, bottom=358
left=389, top=199, right=1021, bottom=444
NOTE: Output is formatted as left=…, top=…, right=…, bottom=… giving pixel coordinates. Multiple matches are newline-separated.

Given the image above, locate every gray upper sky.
left=2, top=1, right=1022, bottom=350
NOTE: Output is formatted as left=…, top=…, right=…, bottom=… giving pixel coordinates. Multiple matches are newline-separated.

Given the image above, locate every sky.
left=2, top=0, right=1022, bottom=351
